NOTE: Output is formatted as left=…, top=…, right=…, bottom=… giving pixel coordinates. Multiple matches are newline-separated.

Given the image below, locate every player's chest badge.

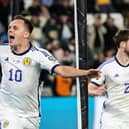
left=23, top=57, right=31, bottom=65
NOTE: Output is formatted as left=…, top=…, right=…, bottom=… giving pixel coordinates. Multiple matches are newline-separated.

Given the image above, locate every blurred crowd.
left=0, top=0, right=76, bottom=97
left=87, top=0, right=129, bottom=69
left=88, top=0, right=129, bottom=13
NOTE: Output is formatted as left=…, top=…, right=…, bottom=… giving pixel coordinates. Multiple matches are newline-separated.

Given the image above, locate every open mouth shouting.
left=8, top=35, right=15, bottom=44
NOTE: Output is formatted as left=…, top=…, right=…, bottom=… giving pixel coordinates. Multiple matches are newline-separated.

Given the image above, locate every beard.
left=10, top=44, right=22, bottom=53
left=124, top=49, right=129, bottom=57
left=10, top=45, right=16, bottom=51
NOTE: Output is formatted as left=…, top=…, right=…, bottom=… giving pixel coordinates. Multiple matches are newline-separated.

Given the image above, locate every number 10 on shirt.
left=9, top=69, right=22, bottom=82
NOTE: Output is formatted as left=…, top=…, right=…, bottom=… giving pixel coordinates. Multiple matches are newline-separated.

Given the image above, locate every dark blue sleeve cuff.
left=51, top=64, right=60, bottom=75
left=91, top=81, right=101, bottom=87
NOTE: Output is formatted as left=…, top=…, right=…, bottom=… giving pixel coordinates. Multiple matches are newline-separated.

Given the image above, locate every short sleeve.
left=91, top=66, right=106, bottom=87
left=38, top=49, right=60, bottom=74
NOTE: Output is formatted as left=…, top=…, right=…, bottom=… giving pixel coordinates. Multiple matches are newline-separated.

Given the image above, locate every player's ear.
left=24, top=31, right=30, bottom=39
left=120, top=41, right=126, bottom=48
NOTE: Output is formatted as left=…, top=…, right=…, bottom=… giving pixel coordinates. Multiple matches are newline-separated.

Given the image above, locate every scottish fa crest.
left=23, top=57, right=31, bottom=65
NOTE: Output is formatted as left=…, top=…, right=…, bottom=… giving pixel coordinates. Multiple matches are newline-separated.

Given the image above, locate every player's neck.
left=11, top=41, right=31, bottom=54
left=116, top=50, right=129, bottom=65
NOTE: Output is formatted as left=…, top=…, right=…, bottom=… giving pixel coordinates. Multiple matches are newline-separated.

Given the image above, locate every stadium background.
left=0, top=0, right=129, bottom=129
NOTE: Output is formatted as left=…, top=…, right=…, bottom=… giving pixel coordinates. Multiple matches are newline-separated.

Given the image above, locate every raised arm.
left=54, top=65, right=100, bottom=78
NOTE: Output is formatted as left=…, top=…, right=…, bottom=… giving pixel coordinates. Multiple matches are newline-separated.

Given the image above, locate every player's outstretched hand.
left=88, top=84, right=107, bottom=96
left=86, top=69, right=101, bottom=79
left=94, top=84, right=107, bottom=96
